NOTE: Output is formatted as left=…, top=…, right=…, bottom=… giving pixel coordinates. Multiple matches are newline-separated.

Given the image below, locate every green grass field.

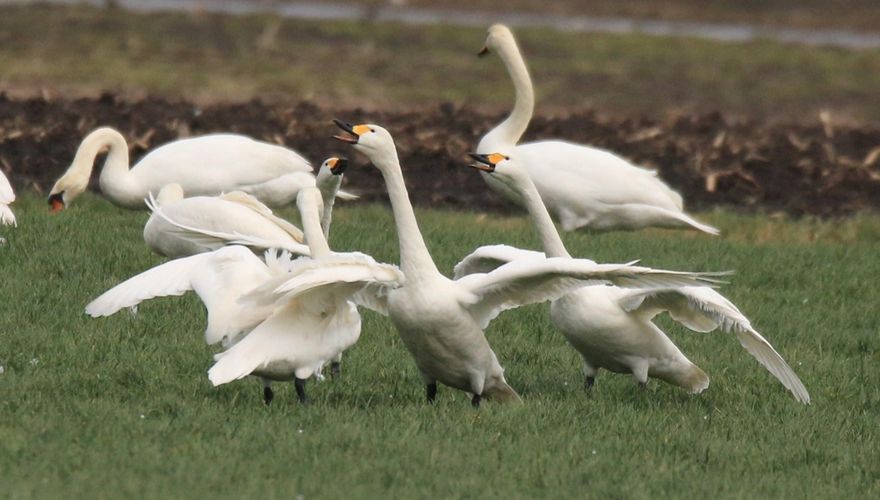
left=1, top=193, right=878, bottom=498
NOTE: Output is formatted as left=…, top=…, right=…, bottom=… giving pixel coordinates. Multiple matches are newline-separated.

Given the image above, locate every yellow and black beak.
left=328, top=157, right=348, bottom=175
left=478, top=46, right=490, bottom=57
left=48, top=192, right=65, bottom=213
left=333, top=119, right=361, bottom=144
left=468, top=153, right=505, bottom=173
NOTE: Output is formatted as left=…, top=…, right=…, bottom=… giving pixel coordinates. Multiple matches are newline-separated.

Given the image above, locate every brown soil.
left=1, top=92, right=879, bottom=217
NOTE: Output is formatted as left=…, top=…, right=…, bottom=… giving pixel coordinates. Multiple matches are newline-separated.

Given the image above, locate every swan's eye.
left=369, top=128, right=375, bottom=133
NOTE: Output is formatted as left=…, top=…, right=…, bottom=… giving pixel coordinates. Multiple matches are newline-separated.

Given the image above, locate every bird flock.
left=1, top=24, right=809, bottom=407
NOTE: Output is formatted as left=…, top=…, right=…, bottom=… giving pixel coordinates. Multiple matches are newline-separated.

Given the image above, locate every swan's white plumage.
left=0, top=170, right=16, bottom=227
left=478, top=24, right=717, bottom=234
left=618, top=286, right=810, bottom=403
left=51, top=127, right=316, bottom=209
left=143, top=188, right=310, bottom=257
left=456, top=256, right=723, bottom=329
left=207, top=187, right=403, bottom=389
left=460, top=153, right=808, bottom=403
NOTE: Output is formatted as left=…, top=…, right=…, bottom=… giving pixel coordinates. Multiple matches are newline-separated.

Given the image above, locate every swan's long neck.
left=481, top=36, right=535, bottom=149
left=512, top=172, right=570, bottom=258
left=83, top=128, right=131, bottom=187
left=372, top=148, right=439, bottom=280
left=54, top=128, right=131, bottom=200
left=317, top=175, right=342, bottom=241
left=298, top=191, right=332, bottom=259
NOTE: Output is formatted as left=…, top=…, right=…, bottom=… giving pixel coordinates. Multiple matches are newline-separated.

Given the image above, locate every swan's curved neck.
left=511, top=173, right=570, bottom=258
left=481, top=36, right=535, bottom=149
left=317, top=174, right=342, bottom=241
left=298, top=194, right=332, bottom=258
left=371, top=148, right=439, bottom=280
left=56, top=128, right=131, bottom=199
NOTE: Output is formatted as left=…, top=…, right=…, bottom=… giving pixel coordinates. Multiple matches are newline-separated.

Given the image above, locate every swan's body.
left=50, top=127, right=319, bottom=210
left=207, top=187, right=403, bottom=403
left=458, top=154, right=809, bottom=403
left=477, top=24, right=717, bottom=234
left=332, top=121, right=722, bottom=406
left=0, top=170, right=16, bottom=227
left=142, top=158, right=350, bottom=258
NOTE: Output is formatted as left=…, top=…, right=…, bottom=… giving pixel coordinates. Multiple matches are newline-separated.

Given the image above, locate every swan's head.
left=48, top=170, right=90, bottom=212
left=468, top=152, right=527, bottom=185
left=320, top=157, right=348, bottom=176
left=479, top=24, right=515, bottom=57
left=332, top=120, right=397, bottom=163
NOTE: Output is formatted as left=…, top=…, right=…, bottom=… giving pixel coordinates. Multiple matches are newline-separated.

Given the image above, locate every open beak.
left=467, top=153, right=496, bottom=173
left=478, top=46, right=490, bottom=57
left=329, top=157, right=348, bottom=175
left=48, top=193, right=65, bottom=213
left=332, top=119, right=360, bottom=144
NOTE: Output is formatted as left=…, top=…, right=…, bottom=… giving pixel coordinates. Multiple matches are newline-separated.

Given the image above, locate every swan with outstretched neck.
left=49, top=126, right=324, bottom=211
left=458, top=153, right=809, bottom=403
left=142, top=157, right=351, bottom=258
left=477, top=24, right=718, bottom=234
left=332, top=120, right=723, bottom=406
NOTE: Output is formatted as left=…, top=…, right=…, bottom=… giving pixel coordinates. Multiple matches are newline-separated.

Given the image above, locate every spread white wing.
left=456, top=257, right=725, bottom=329
left=86, top=246, right=276, bottom=345
left=453, top=244, right=547, bottom=279
left=618, top=286, right=810, bottom=404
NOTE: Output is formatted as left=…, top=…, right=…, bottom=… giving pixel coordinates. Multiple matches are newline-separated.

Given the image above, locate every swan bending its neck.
left=50, top=127, right=134, bottom=209
left=478, top=24, right=535, bottom=150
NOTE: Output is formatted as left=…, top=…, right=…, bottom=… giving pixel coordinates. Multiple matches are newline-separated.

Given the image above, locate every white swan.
left=0, top=169, right=15, bottom=227
left=141, top=157, right=351, bottom=258
left=458, top=153, right=809, bottom=403
left=87, top=187, right=401, bottom=405
left=49, top=127, right=318, bottom=211
left=207, top=186, right=404, bottom=404
left=477, top=24, right=718, bottom=234
left=331, top=120, right=722, bottom=406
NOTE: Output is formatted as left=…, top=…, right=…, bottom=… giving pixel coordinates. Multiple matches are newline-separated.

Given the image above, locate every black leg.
left=263, top=386, right=274, bottom=405
left=471, top=393, right=482, bottom=408
left=426, top=382, right=437, bottom=404
left=584, top=376, right=595, bottom=391
left=294, top=377, right=308, bottom=404
left=330, top=361, right=341, bottom=378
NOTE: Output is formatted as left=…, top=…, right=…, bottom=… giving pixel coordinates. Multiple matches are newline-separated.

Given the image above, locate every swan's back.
left=515, top=140, right=684, bottom=210
left=132, top=135, right=312, bottom=195
left=144, top=194, right=303, bottom=258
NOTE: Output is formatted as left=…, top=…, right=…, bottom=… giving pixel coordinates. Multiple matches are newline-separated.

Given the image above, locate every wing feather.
left=618, top=287, right=810, bottom=403
left=458, top=258, right=725, bottom=329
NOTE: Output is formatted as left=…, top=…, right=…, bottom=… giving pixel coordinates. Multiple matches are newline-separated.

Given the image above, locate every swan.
left=477, top=24, right=718, bottom=234
left=87, top=187, right=402, bottom=405
left=458, top=153, right=809, bottom=403
left=0, top=169, right=15, bottom=227
left=331, top=120, right=722, bottom=406
left=207, top=186, right=404, bottom=404
left=49, top=126, right=322, bottom=211
left=142, top=157, right=351, bottom=258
